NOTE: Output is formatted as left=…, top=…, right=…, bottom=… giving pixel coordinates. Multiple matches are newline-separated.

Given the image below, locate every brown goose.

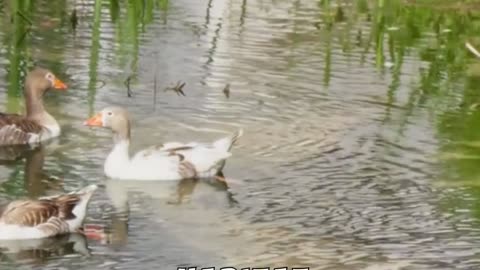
left=0, top=68, right=67, bottom=146
left=0, top=185, right=97, bottom=240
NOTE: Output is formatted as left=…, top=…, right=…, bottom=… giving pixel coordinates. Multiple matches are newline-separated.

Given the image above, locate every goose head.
left=84, top=106, right=131, bottom=141
left=25, top=67, right=68, bottom=95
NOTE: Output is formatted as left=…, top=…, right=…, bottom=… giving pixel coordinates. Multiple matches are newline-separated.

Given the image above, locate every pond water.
left=1, top=0, right=480, bottom=269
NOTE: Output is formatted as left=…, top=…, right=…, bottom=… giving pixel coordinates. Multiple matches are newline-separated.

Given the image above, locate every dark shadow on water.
left=0, top=145, right=37, bottom=164
left=0, top=233, right=90, bottom=266
left=0, top=142, right=62, bottom=199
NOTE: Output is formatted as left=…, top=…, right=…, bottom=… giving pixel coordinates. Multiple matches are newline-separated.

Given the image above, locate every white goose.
left=84, top=106, right=242, bottom=181
left=0, top=185, right=98, bottom=240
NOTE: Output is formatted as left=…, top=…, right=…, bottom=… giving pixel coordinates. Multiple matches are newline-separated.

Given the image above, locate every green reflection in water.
left=87, top=0, right=161, bottom=114
left=0, top=0, right=164, bottom=197
left=311, top=0, right=480, bottom=215
left=87, top=0, right=102, bottom=115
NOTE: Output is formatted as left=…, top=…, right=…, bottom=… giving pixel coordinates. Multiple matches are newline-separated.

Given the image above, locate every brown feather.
left=0, top=113, right=44, bottom=145
left=164, top=147, right=197, bottom=178
left=141, top=145, right=193, bottom=158
left=178, top=160, right=197, bottom=179
left=166, top=146, right=193, bottom=153
left=37, top=217, right=70, bottom=236
left=138, top=144, right=197, bottom=178
left=52, top=195, right=80, bottom=220
left=0, top=195, right=80, bottom=227
left=167, top=151, right=184, bottom=160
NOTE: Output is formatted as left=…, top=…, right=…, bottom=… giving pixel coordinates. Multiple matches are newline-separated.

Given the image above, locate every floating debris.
left=96, top=79, right=106, bottom=89
left=355, top=29, right=362, bottom=46
left=335, top=6, right=345, bottom=22
left=384, top=61, right=394, bottom=68
left=165, top=81, right=186, bottom=96
left=223, top=83, right=230, bottom=98
left=70, top=9, right=78, bottom=30
left=466, top=41, right=480, bottom=58
left=124, top=75, right=134, bottom=97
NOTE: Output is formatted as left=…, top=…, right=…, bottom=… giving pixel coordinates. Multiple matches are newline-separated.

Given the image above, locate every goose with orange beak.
left=0, top=67, right=68, bottom=145
left=84, top=106, right=243, bottom=181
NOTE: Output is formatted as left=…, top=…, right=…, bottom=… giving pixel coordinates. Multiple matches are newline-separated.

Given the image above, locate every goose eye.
left=45, top=73, right=54, bottom=81
left=107, top=111, right=113, bottom=116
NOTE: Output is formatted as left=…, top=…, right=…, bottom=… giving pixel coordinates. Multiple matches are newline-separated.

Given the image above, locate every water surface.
left=1, top=0, right=480, bottom=269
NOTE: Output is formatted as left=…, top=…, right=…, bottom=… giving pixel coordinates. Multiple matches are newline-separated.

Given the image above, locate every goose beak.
left=84, top=112, right=103, bottom=127
left=53, top=78, right=68, bottom=90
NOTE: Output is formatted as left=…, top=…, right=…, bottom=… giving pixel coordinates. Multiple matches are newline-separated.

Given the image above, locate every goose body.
left=0, top=185, right=97, bottom=240
left=0, top=68, right=67, bottom=146
left=84, top=106, right=242, bottom=181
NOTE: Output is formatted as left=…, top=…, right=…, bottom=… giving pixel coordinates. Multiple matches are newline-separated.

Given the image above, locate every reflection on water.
left=102, top=178, right=238, bottom=248
left=0, top=142, right=63, bottom=200
left=0, top=145, right=37, bottom=163
left=2, top=0, right=480, bottom=269
left=106, top=177, right=237, bottom=211
left=0, top=233, right=90, bottom=266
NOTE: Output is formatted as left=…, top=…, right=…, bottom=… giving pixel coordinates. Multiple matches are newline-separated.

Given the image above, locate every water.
left=0, top=0, right=480, bottom=269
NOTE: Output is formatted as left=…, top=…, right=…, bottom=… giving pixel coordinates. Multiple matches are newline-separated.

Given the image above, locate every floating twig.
left=124, top=75, right=134, bottom=97
left=223, top=83, right=230, bottom=98
left=96, top=79, right=106, bottom=89
left=165, top=81, right=186, bottom=96
left=466, top=41, right=480, bottom=58
left=70, top=9, right=78, bottom=30
left=16, top=10, right=33, bottom=25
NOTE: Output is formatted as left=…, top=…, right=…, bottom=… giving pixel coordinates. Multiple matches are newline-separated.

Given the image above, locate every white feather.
left=104, top=131, right=243, bottom=181
left=0, top=224, right=50, bottom=240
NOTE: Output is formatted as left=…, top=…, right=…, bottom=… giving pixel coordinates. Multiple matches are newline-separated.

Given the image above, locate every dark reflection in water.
left=102, top=178, right=237, bottom=247
left=0, top=145, right=37, bottom=163
left=0, top=142, right=63, bottom=199
left=0, top=233, right=90, bottom=266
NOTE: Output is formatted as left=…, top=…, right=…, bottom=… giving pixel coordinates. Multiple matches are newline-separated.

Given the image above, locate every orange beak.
left=84, top=112, right=103, bottom=127
left=53, top=78, right=68, bottom=90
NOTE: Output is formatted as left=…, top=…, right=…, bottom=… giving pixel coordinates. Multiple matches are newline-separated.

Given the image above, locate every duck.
left=0, top=185, right=97, bottom=240
left=0, top=67, right=67, bottom=146
left=84, top=106, right=243, bottom=181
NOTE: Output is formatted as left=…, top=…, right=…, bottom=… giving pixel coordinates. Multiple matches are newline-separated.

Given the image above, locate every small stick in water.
left=223, top=83, right=230, bottom=98
left=466, top=41, right=480, bottom=58
left=70, top=9, right=78, bottom=30
left=165, top=81, right=186, bottom=96
left=124, top=75, right=134, bottom=97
